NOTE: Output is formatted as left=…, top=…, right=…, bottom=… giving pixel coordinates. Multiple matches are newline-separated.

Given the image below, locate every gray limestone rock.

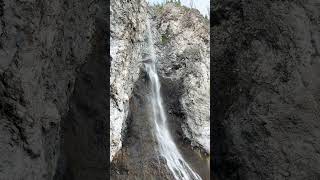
left=110, top=0, right=148, bottom=161
left=151, top=3, right=210, bottom=153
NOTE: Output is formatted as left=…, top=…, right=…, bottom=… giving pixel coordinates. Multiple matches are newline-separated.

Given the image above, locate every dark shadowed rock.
left=0, top=0, right=108, bottom=179
left=212, top=0, right=320, bottom=179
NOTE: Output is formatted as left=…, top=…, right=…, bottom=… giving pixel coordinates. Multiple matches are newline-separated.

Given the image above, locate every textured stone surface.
left=0, top=0, right=107, bottom=179
left=212, top=0, right=320, bottom=179
left=110, top=2, right=210, bottom=179
left=54, top=2, right=109, bottom=179
left=151, top=3, right=210, bottom=153
left=110, top=72, right=177, bottom=180
left=110, top=45, right=210, bottom=180
left=110, top=0, right=148, bottom=161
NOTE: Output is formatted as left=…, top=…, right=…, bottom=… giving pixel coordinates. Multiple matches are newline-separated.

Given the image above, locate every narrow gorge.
left=0, top=0, right=319, bottom=180
left=110, top=1, right=210, bottom=179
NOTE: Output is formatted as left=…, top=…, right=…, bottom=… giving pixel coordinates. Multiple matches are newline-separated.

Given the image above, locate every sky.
left=147, top=0, right=210, bottom=17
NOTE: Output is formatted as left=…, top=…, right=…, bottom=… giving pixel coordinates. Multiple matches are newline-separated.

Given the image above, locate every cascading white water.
left=144, top=18, right=202, bottom=180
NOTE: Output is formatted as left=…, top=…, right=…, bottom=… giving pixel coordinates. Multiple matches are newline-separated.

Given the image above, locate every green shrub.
left=161, top=34, right=169, bottom=44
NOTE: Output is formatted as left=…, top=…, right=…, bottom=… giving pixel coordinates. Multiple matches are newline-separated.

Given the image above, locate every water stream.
left=144, top=18, right=202, bottom=180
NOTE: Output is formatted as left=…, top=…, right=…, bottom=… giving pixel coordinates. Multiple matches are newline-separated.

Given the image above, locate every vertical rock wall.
left=152, top=3, right=210, bottom=153
left=0, top=0, right=106, bottom=179
left=212, top=0, right=320, bottom=179
left=110, top=0, right=148, bottom=161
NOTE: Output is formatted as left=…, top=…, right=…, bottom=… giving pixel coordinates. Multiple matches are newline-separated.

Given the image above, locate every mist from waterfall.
left=144, top=18, right=202, bottom=180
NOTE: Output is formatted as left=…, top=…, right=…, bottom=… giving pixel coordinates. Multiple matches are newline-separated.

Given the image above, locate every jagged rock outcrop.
left=151, top=3, right=210, bottom=153
left=110, top=71, right=177, bottom=180
left=212, top=0, right=320, bottom=179
left=110, top=3, right=210, bottom=179
left=110, top=0, right=148, bottom=161
left=0, top=0, right=107, bottom=179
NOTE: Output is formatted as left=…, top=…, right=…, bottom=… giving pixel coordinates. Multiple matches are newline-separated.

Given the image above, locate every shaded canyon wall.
left=212, top=0, right=320, bottom=179
left=0, top=0, right=108, bottom=179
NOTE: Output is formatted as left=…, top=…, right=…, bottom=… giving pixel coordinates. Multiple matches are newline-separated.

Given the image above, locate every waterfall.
left=144, top=18, right=202, bottom=180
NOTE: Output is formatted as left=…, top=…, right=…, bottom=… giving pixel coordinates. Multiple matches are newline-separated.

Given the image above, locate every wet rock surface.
left=110, top=71, right=175, bottom=180
left=111, top=69, right=210, bottom=180
left=110, top=2, right=210, bottom=179
left=160, top=76, right=211, bottom=180
left=151, top=3, right=210, bottom=153
left=212, top=0, right=320, bottom=179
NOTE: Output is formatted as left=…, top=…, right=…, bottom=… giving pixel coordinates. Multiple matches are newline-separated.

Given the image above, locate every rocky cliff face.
left=0, top=0, right=107, bottom=179
left=212, top=0, right=320, bottom=179
left=152, top=3, right=210, bottom=153
left=110, top=2, right=210, bottom=179
left=0, top=0, right=210, bottom=179
left=110, top=0, right=148, bottom=161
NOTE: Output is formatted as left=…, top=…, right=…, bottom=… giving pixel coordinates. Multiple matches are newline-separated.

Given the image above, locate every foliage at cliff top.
left=151, top=1, right=209, bottom=21
left=148, top=0, right=210, bottom=17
